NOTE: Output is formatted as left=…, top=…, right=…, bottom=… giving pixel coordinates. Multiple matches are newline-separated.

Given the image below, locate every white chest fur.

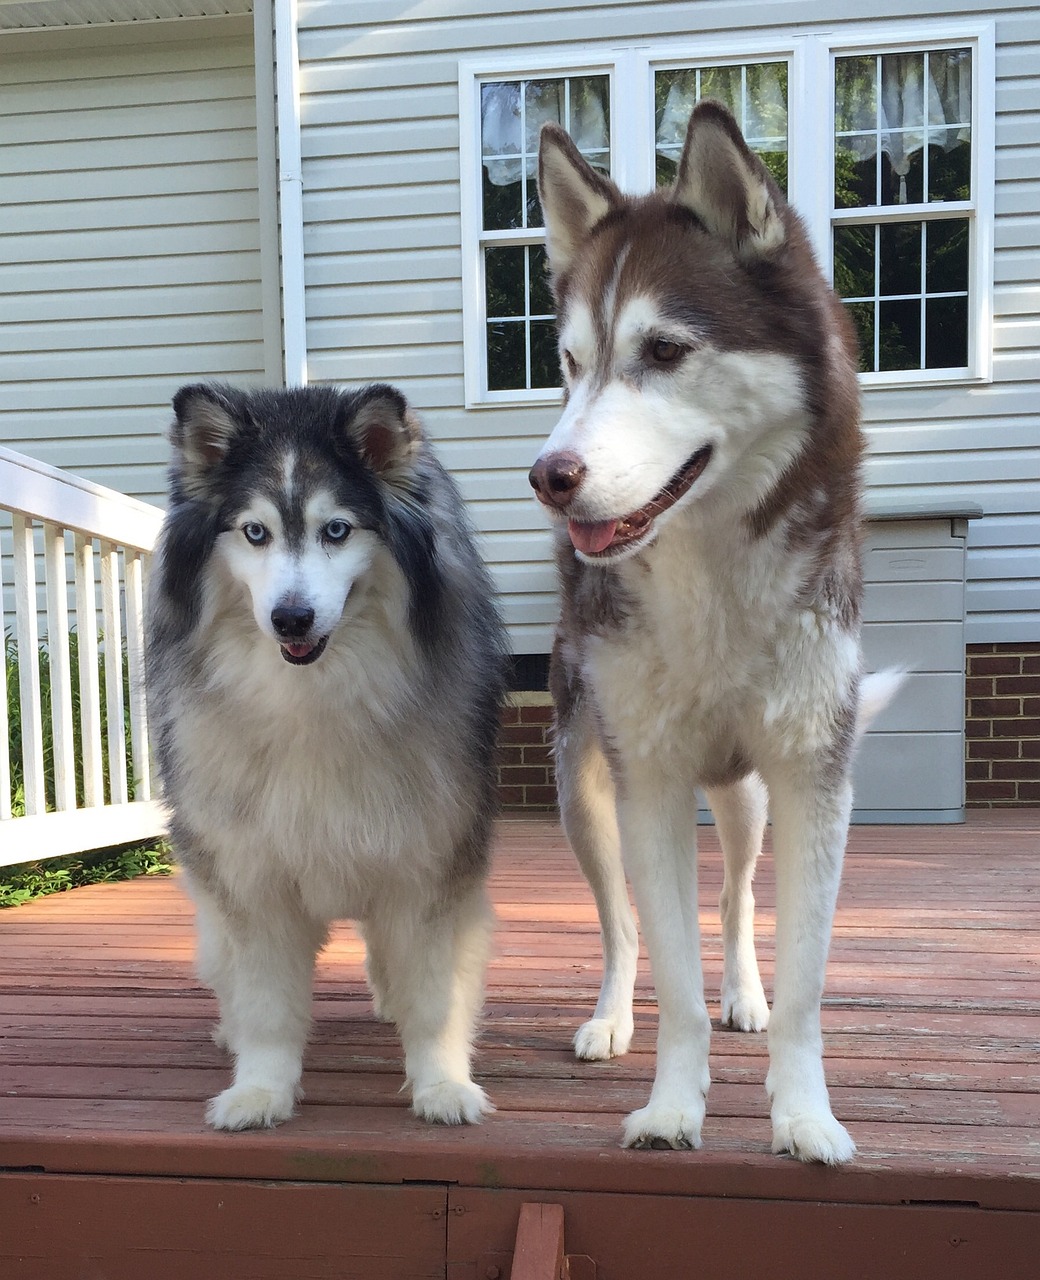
left=583, top=511, right=860, bottom=776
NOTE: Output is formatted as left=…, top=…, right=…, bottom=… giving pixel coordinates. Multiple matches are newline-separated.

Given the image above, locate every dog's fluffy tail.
left=856, top=668, right=908, bottom=739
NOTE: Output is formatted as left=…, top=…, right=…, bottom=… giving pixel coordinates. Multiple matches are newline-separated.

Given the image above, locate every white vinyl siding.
left=295, top=0, right=1037, bottom=651
left=0, top=16, right=269, bottom=507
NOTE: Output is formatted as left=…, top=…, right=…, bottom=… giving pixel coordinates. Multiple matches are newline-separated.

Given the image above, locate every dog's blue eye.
left=324, top=520, right=351, bottom=543
left=242, top=522, right=269, bottom=546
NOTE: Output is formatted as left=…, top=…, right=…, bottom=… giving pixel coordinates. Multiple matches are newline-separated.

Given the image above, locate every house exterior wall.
left=0, top=14, right=271, bottom=506
left=294, top=0, right=1039, bottom=654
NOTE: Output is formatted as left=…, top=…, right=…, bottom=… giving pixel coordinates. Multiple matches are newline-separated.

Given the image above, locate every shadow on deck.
left=1, top=812, right=1039, bottom=1277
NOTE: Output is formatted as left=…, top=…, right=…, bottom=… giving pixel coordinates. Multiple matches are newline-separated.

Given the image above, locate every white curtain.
left=837, top=51, right=972, bottom=203
left=656, top=64, right=788, bottom=160
left=481, top=80, right=609, bottom=186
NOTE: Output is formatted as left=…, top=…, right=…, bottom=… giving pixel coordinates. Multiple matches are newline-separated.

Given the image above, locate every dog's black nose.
left=271, top=604, right=315, bottom=638
left=529, top=451, right=587, bottom=508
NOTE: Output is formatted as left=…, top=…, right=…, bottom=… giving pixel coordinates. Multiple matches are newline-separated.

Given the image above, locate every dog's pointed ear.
left=537, top=122, right=620, bottom=273
left=344, top=384, right=422, bottom=479
left=169, top=384, right=243, bottom=498
left=671, top=100, right=786, bottom=263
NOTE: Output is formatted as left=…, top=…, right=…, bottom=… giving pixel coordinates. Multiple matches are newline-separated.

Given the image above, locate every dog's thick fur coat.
left=532, top=102, right=885, bottom=1163
left=146, top=383, right=506, bottom=1131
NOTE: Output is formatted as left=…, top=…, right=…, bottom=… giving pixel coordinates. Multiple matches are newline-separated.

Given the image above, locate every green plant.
left=0, top=841, right=172, bottom=909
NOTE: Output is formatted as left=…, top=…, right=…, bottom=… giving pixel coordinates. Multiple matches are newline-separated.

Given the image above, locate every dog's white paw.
left=621, top=1098, right=705, bottom=1150
left=574, top=1014, right=634, bottom=1061
left=772, top=1111, right=856, bottom=1164
left=412, top=1079, right=492, bottom=1126
left=206, top=1083, right=297, bottom=1131
left=720, top=983, right=770, bottom=1033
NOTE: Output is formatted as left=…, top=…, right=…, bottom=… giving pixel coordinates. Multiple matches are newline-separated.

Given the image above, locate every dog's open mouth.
left=568, top=445, right=713, bottom=558
left=280, top=636, right=329, bottom=666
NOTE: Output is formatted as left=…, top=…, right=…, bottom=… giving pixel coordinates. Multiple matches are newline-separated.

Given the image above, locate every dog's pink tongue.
left=568, top=519, right=618, bottom=555
left=284, top=642, right=313, bottom=659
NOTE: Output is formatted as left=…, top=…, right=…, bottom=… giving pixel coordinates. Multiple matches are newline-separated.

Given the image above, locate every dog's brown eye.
left=650, top=338, right=684, bottom=364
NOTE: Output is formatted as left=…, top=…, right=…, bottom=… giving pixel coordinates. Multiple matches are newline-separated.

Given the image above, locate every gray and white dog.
left=145, top=382, right=506, bottom=1131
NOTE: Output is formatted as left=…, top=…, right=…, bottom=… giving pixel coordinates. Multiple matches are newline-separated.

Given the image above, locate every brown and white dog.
left=530, top=101, right=898, bottom=1163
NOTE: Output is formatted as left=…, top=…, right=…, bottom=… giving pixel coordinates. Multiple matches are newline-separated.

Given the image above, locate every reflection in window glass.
left=479, top=74, right=609, bottom=391
left=834, top=48, right=971, bottom=209
left=480, top=75, right=610, bottom=232
left=834, top=217, right=970, bottom=371
left=655, top=61, right=788, bottom=191
left=484, top=244, right=559, bottom=392
left=832, top=45, right=973, bottom=374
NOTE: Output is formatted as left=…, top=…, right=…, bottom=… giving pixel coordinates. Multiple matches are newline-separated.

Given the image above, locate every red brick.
left=964, top=760, right=990, bottom=781
left=1025, top=698, right=1040, bottom=717
left=966, top=738, right=1019, bottom=760
left=966, top=643, right=999, bottom=655
left=964, top=718, right=992, bottom=739
left=498, top=724, right=546, bottom=745
left=519, top=704, right=554, bottom=725
left=968, top=656, right=1021, bottom=676
left=498, top=704, right=521, bottom=726
left=499, top=765, right=549, bottom=786
left=995, top=674, right=1040, bottom=695
left=1016, top=781, right=1040, bottom=801
left=968, top=696, right=1021, bottom=718
left=964, top=675, right=994, bottom=698
left=992, top=760, right=1040, bottom=781
left=523, top=785, right=559, bottom=808
left=497, top=786, right=524, bottom=807
left=1024, top=656, right=1040, bottom=675
left=522, top=744, right=554, bottom=766
left=1021, top=739, right=1040, bottom=759
left=992, top=718, right=1040, bottom=738
left=967, top=780, right=1017, bottom=800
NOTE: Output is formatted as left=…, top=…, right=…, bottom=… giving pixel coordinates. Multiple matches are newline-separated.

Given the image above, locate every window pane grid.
left=835, top=217, right=970, bottom=372
left=480, top=73, right=609, bottom=390
left=654, top=61, right=788, bottom=191
left=832, top=45, right=972, bottom=374
left=484, top=244, right=558, bottom=392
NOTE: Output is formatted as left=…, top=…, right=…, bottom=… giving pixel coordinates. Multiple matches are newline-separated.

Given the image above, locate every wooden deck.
left=2, top=811, right=1039, bottom=1277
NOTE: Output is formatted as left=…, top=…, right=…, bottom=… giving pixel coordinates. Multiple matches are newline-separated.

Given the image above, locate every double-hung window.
left=831, top=47, right=978, bottom=376
left=459, top=22, right=993, bottom=406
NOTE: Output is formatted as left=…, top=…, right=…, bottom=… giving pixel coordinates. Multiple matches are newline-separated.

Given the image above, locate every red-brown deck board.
left=2, top=811, right=1039, bottom=1272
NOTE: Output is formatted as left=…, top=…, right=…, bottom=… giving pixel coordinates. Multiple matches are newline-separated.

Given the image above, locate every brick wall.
left=965, top=642, right=1040, bottom=807
left=497, top=692, right=556, bottom=810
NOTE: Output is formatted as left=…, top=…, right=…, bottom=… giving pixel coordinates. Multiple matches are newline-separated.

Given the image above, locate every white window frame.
left=458, top=20, right=994, bottom=407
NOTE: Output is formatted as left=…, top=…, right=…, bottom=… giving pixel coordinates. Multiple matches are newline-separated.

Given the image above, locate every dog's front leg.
left=617, top=780, right=711, bottom=1150
left=194, top=884, right=326, bottom=1131
left=762, top=767, right=856, bottom=1164
left=706, top=773, right=770, bottom=1032
left=556, top=697, right=638, bottom=1061
left=368, top=881, right=494, bottom=1125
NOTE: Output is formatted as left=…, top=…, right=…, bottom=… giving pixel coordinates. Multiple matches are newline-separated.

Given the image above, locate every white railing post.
left=11, top=514, right=45, bottom=818
left=73, top=533, right=104, bottom=809
left=124, top=548, right=151, bottom=803
left=0, top=548, right=10, bottom=822
left=44, top=525, right=76, bottom=812
left=99, top=540, right=129, bottom=808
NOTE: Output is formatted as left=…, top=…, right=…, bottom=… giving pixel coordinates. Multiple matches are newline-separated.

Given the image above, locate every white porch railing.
left=0, top=446, right=166, bottom=868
